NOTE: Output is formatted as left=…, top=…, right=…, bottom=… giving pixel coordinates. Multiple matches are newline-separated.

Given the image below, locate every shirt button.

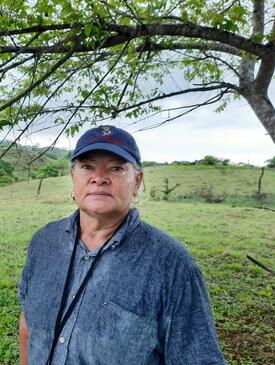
left=72, top=293, right=76, bottom=299
left=84, top=255, right=90, bottom=260
left=59, top=336, right=65, bottom=344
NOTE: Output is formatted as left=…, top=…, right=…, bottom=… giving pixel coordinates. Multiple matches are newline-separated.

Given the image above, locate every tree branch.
left=29, top=39, right=131, bottom=164
left=220, top=0, right=240, bottom=15
left=164, top=0, right=185, bottom=18
left=239, top=0, right=266, bottom=90
left=136, top=40, right=242, bottom=56
left=0, top=48, right=75, bottom=113
left=30, top=84, right=237, bottom=120
left=201, top=51, right=240, bottom=78
left=0, top=31, right=40, bottom=75
left=0, top=23, right=73, bottom=37
left=253, top=1, right=275, bottom=92
left=115, top=41, right=148, bottom=110
left=247, top=255, right=275, bottom=275
left=135, top=89, right=229, bottom=131
left=268, top=17, right=275, bottom=47
left=115, top=83, right=237, bottom=115
left=122, top=0, right=143, bottom=25
left=0, top=67, right=77, bottom=159
left=17, top=83, right=234, bottom=140
left=254, top=53, right=275, bottom=93
left=0, top=55, right=34, bottom=73
left=1, top=22, right=271, bottom=59
left=105, top=22, right=270, bottom=58
left=252, top=0, right=265, bottom=35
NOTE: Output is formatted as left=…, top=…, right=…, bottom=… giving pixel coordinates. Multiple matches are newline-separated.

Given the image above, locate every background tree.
left=33, top=159, right=69, bottom=178
left=265, top=155, right=275, bottom=168
left=198, top=155, right=230, bottom=165
left=0, top=0, right=274, bottom=160
left=0, top=160, right=14, bottom=185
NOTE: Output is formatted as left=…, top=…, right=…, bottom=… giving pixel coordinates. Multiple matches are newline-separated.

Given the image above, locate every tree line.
left=1, top=153, right=275, bottom=187
left=143, top=155, right=275, bottom=168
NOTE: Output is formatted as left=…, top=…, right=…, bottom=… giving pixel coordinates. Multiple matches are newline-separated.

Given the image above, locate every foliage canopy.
left=0, top=0, right=274, bottom=160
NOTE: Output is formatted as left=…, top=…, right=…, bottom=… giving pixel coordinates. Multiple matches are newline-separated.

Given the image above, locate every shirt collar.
left=65, top=209, right=80, bottom=233
left=65, top=208, right=140, bottom=251
left=102, top=208, right=140, bottom=251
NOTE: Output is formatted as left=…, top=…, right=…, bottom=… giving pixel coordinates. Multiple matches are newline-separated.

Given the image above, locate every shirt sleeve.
left=162, top=263, right=227, bottom=365
left=18, top=230, right=38, bottom=313
left=18, top=250, right=32, bottom=313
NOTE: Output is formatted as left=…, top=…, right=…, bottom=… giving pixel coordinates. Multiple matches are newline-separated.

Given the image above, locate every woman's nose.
left=89, top=169, right=110, bottom=184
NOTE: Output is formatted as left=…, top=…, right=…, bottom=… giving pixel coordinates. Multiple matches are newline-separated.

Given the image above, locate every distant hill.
left=0, top=145, right=58, bottom=181
left=1, top=140, right=70, bottom=159
left=35, top=146, right=71, bottom=160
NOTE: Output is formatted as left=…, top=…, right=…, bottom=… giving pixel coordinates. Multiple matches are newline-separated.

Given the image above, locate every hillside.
left=35, top=146, right=71, bottom=160
left=0, top=143, right=71, bottom=183
left=0, top=145, right=52, bottom=181
left=143, top=164, right=275, bottom=208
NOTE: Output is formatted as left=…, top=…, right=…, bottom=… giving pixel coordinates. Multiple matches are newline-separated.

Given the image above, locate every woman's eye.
left=111, top=166, right=125, bottom=173
left=81, top=164, right=93, bottom=170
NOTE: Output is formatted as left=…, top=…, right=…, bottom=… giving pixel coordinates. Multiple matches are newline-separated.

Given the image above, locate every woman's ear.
left=134, top=171, right=144, bottom=196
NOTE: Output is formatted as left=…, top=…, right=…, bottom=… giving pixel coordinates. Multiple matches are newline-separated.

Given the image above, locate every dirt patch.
left=221, top=329, right=274, bottom=364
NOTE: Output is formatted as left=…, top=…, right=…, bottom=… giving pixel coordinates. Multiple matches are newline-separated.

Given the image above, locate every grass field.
left=0, top=165, right=274, bottom=364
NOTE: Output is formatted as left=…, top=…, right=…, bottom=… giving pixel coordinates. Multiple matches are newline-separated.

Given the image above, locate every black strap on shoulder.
left=46, top=213, right=125, bottom=365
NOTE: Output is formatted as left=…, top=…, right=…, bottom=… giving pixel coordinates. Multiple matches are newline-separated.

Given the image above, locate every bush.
left=197, top=155, right=230, bottom=166
left=0, top=160, right=13, bottom=177
left=0, top=175, right=14, bottom=186
left=265, top=156, right=275, bottom=168
left=142, top=161, right=161, bottom=167
left=33, top=159, right=69, bottom=178
left=0, top=160, right=15, bottom=185
left=195, top=184, right=226, bottom=203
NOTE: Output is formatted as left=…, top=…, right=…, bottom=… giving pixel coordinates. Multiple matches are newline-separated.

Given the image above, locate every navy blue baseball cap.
left=71, top=125, right=141, bottom=166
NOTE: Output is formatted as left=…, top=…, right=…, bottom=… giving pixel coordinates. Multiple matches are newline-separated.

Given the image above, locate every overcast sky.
left=2, top=81, right=274, bottom=166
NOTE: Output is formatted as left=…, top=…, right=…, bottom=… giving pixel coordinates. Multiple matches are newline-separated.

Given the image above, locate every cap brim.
left=71, top=142, right=138, bottom=165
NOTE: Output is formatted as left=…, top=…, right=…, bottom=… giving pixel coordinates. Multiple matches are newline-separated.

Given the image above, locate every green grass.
left=0, top=166, right=274, bottom=364
left=144, top=164, right=275, bottom=207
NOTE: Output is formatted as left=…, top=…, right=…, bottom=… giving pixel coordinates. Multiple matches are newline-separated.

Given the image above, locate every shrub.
left=0, top=160, right=15, bottom=185
left=33, top=159, right=69, bottom=178
left=197, top=155, right=230, bottom=166
left=265, top=156, right=275, bottom=168
left=195, top=184, right=226, bottom=203
left=0, top=160, right=13, bottom=177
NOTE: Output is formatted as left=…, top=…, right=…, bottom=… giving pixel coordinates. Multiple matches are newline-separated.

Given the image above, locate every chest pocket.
left=93, top=300, right=159, bottom=364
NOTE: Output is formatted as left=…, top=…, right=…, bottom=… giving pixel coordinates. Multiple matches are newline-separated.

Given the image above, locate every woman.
left=19, top=125, right=226, bottom=365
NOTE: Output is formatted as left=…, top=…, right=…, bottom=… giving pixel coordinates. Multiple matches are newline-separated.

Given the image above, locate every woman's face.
left=71, top=151, right=143, bottom=219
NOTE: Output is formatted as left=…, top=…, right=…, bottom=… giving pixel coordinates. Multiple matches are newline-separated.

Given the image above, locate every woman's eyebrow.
left=109, top=159, right=128, bottom=164
left=79, top=157, right=127, bottom=164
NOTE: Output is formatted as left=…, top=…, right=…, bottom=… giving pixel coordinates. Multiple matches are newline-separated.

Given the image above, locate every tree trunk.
left=244, top=91, right=275, bottom=144
left=37, top=178, right=44, bottom=195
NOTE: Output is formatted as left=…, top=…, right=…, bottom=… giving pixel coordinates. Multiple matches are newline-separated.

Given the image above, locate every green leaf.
left=0, top=120, right=12, bottom=130
left=84, top=23, right=100, bottom=37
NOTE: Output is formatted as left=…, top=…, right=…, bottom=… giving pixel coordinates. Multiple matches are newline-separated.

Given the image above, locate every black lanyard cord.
left=46, top=213, right=125, bottom=365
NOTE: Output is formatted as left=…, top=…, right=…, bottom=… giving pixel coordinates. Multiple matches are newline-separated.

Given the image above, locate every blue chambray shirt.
left=18, top=209, right=227, bottom=365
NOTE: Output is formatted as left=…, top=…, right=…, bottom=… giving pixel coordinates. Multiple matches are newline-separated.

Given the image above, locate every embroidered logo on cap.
left=102, top=126, right=112, bottom=136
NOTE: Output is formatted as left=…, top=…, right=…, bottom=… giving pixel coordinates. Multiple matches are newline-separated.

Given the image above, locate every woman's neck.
left=79, top=211, right=128, bottom=251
